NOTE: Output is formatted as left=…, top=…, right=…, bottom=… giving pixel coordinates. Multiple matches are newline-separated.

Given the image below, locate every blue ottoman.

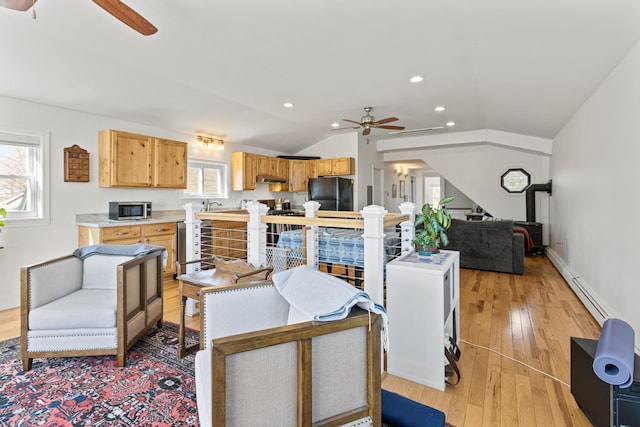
left=381, top=389, right=446, bottom=427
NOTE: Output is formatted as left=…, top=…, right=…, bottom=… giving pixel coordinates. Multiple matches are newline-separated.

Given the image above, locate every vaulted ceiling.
left=1, top=0, right=639, bottom=153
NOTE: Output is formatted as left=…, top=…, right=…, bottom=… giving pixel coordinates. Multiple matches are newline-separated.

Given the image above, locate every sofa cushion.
left=443, top=219, right=519, bottom=274
left=29, top=289, right=117, bottom=330
left=82, top=255, right=133, bottom=289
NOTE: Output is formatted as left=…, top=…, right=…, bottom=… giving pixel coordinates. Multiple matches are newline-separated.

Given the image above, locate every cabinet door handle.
left=116, top=231, right=130, bottom=236
left=155, top=228, right=171, bottom=232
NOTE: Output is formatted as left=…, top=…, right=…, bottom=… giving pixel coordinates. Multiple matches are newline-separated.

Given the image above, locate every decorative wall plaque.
left=64, top=145, right=90, bottom=182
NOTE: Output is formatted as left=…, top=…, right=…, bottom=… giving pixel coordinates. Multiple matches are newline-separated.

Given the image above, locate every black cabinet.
left=514, top=221, right=543, bottom=255
left=571, top=337, right=640, bottom=427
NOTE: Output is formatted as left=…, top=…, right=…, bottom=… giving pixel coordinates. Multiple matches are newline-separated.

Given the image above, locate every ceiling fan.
left=333, top=107, right=406, bottom=136
left=0, top=0, right=157, bottom=36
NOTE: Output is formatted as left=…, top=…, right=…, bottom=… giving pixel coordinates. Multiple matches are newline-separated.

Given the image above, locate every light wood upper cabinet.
left=98, top=130, right=187, bottom=189
left=232, top=152, right=257, bottom=191
left=256, top=155, right=270, bottom=176
left=288, top=160, right=308, bottom=192
left=306, top=160, right=317, bottom=180
left=316, top=157, right=355, bottom=176
left=268, top=157, right=279, bottom=177
left=154, top=138, right=187, bottom=188
left=316, top=159, right=333, bottom=176
left=269, top=158, right=290, bottom=192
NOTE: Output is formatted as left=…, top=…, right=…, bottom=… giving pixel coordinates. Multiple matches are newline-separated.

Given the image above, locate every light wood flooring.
left=0, top=256, right=600, bottom=426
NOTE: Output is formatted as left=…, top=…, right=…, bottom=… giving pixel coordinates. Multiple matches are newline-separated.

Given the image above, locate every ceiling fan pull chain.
left=31, top=0, right=36, bottom=19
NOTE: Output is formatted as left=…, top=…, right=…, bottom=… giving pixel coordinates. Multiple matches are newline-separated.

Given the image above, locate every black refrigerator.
left=308, top=177, right=354, bottom=211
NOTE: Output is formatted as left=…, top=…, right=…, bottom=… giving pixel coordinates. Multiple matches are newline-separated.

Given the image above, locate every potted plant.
left=0, top=207, right=6, bottom=232
left=412, top=196, right=455, bottom=256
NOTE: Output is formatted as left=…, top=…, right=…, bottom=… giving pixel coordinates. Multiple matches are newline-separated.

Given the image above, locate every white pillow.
left=82, top=255, right=134, bottom=290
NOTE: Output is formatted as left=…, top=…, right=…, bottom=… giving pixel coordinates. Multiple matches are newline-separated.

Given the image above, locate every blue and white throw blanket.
left=272, top=265, right=389, bottom=350
left=73, top=244, right=167, bottom=265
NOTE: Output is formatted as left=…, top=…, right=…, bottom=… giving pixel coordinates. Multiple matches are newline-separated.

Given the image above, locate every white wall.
left=0, top=96, right=281, bottom=310
left=548, top=40, right=640, bottom=341
left=384, top=142, right=551, bottom=227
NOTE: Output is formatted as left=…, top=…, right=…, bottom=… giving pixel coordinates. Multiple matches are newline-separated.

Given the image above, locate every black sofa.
left=442, top=218, right=525, bottom=274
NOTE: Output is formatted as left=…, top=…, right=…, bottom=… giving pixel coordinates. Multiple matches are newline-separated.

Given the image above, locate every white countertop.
left=76, top=210, right=186, bottom=227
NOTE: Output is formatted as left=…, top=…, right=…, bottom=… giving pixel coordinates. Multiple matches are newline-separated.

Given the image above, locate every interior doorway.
left=424, top=177, right=441, bottom=207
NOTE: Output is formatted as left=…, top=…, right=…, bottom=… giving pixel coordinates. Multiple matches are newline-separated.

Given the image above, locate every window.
left=500, top=168, right=530, bottom=194
left=0, top=130, right=50, bottom=226
left=184, top=160, right=228, bottom=198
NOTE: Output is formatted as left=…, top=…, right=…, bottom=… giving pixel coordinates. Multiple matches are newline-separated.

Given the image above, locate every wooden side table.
left=176, top=257, right=272, bottom=358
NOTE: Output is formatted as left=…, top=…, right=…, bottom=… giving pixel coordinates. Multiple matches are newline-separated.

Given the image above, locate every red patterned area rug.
left=0, top=322, right=199, bottom=426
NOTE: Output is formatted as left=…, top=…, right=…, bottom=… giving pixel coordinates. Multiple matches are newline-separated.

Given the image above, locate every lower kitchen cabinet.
left=78, top=222, right=177, bottom=276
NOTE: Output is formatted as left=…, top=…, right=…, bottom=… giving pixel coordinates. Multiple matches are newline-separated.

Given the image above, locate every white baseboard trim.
left=545, top=248, right=640, bottom=353
left=545, top=248, right=608, bottom=326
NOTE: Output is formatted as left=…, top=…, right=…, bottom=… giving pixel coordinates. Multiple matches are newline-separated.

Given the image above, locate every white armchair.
left=194, top=280, right=382, bottom=427
left=20, top=245, right=165, bottom=371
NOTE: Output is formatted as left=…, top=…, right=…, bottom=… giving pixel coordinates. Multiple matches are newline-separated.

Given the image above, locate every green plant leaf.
left=440, top=196, right=455, bottom=205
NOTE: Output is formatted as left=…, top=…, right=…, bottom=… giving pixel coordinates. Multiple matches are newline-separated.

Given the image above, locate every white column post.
left=182, top=202, right=201, bottom=273
left=399, top=202, right=417, bottom=254
left=361, top=204, right=387, bottom=305
left=303, top=201, right=321, bottom=268
left=183, top=202, right=201, bottom=316
left=246, top=201, right=268, bottom=267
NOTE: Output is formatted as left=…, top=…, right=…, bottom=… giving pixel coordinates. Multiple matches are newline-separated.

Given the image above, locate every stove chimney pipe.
left=525, top=180, right=552, bottom=222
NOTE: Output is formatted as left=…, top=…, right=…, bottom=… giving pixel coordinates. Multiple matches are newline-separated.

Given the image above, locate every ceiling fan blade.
left=92, top=0, right=158, bottom=36
left=331, top=126, right=361, bottom=131
left=363, top=128, right=371, bottom=136
left=378, top=125, right=406, bottom=130
left=342, top=119, right=362, bottom=126
left=375, top=117, right=399, bottom=125
left=388, top=126, right=446, bottom=135
left=0, top=0, right=36, bottom=11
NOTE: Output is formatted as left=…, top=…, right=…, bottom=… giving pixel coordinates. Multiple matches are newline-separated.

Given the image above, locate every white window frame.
left=183, top=159, right=229, bottom=199
left=0, top=129, right=50, bottom=227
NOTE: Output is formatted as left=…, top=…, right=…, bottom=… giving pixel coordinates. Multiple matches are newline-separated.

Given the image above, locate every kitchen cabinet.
left=231, top=152, right=257, bottom=191
left=306, top=159, right=317, bottom=180
left=154, top=138, right=188, bottom=188
left=98, top=130, right=187, bottom=189
left=288, top=160, right=308, bottom=192
left=269, top=158, right=291, bottom=192
left=256, top=155, right=279, bottom=178
left=316, top=157, right=355, bottom=176
left=256, top=155, right=270, bottom=176
left=77, top=222, right=177, bottom=276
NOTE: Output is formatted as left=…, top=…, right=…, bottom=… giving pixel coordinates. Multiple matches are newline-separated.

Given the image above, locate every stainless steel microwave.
left=109, top=201, right=152, bottom=221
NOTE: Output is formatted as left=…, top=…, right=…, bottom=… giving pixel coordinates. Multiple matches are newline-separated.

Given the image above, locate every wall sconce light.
left=396, top=167, right=409, bottom=178
left=196, top=135, right=224, bottom=151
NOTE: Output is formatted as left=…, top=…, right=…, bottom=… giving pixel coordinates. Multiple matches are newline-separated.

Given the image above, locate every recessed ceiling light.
left=434, top=106, right=446, bottom=112
left=446, top=121, right=455, bottom=127
left=283, top=102, right=294, bottom=108
left=331, top=122, right=340, bottom=128
left=409, top=75, right=424, bottom=83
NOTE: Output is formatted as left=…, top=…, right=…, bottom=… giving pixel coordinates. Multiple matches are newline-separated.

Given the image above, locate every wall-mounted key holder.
left=64, top=145, right=90, bottom=182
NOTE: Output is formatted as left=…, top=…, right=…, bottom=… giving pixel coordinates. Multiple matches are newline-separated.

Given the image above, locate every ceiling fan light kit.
left=333, top=106, right=406, bottom=135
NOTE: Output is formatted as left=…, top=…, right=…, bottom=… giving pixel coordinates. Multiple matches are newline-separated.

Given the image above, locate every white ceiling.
left=1, top=0, right=639, bottom=153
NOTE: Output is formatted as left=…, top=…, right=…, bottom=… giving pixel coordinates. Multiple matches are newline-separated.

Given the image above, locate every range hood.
left=257, top=175, right=286, bottom=184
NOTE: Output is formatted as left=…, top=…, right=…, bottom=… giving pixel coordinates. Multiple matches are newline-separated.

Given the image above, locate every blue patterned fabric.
left=276, top=228, right=399, bottom=268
